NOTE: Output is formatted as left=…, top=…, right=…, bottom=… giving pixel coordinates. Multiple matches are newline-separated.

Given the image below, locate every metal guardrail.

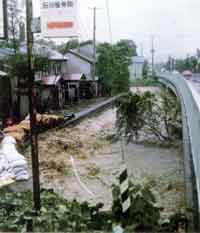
left=156, top=72, right=200, bottom=229
left=57, top=95, right=121, bottom=129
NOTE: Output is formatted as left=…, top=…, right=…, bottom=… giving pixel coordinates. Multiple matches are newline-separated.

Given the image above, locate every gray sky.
left=32, top=0, right=200, bottom=62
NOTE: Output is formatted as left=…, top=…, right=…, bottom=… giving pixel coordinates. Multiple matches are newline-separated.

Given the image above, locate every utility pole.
left=3, top=0, right=8, bottom=40
left=90, top=6, right=100, bottom=80
left=140, top=43, right=144, bottom=57
left=170, top=56, right=173, bottom=72
left=151, top=35, right=155, bottom=77
left=26, top=0, right=41, bottom=211
left=92, top=7, right=96, bottom=81
left=168, top=55, right=174, bottom=72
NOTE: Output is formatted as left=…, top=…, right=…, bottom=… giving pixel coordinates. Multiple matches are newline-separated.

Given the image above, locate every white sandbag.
left=0, top=136, right=29, bottom=181
left=0, top=157, right=14, bottom=180
left=1, top=136, right=26, bottom=162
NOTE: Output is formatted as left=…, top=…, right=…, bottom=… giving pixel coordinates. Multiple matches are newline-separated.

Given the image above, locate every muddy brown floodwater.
left=25, top=106, right=185, bottom=217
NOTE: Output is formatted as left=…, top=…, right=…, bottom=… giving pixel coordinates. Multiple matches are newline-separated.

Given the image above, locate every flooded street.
left=25, top=107, right=185, bottom=216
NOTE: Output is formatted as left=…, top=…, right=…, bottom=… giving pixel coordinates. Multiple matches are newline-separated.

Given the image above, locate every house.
left=129, top=56, right=146, bottom=80
left=19, top=43, right=68, bottom=115
left=62, top=73, right=98, bottom=103
left=65, top=42, right=96, bottom=81
left=36, top=75, right=65, bottom=112
left=0, top=42, right=100, bottom=120
left=64, top=42, right=99, bottom=101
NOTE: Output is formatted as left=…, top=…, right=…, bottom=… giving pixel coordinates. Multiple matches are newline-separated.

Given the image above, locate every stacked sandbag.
left=25, top=114, right=64, bottom=127
left=0, top=136, right=29, bottom=181
left=4, top=124, right=27, bottom=142
left=3, top=114, right=64, bottom=143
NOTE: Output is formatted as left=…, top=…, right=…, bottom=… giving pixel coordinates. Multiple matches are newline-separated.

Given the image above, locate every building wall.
left=66, top=53, right=93, bottom=80
left=129, top=56, right=145, bottom=80
left=129, top=63, right=144, bottom=80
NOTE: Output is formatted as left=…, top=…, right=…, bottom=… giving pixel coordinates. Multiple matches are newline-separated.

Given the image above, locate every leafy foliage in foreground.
left=115, top=88, right=182, bottom=143
left=112, top=182, right=189, bottom=233
left=0, top=189, right=112, bottom=232
left=0, top=184, right=188, bottom=232
left=112, top=181, right=161, bottom=231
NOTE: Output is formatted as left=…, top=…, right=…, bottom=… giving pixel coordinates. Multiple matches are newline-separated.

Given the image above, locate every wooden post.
left=26, top=0, right=41, bottom=211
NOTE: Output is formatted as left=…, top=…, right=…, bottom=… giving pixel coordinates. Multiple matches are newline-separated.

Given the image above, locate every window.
left=61, top=1, right=67, bottom=8
left=67, top=1, right=73, bottom=7
left=43, top=1, right=48, bottom=9
left=55, top=1, right=60, bottom=8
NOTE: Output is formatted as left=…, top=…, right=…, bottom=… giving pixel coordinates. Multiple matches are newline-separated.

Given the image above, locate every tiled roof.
left=20, top=43, right=68, bottom=61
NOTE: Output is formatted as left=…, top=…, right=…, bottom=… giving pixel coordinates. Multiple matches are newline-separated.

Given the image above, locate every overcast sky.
left=31, top=0, right=200, bottom=62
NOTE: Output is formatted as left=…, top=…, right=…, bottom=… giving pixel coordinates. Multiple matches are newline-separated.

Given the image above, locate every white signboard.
left=0, top=0, right=5, bottom=38
left=41, top=0, right=78, bottom=38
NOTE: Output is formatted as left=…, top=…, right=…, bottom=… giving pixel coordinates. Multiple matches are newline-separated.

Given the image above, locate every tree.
left=116, top=39, right=137, bottom=58
left=115, top=91, right=153, bottom=141
left=166, top=52, right=200, bottom=73
left=97, top=40, right=135, bottom=96
left=7, top=1, right=24, bottom=54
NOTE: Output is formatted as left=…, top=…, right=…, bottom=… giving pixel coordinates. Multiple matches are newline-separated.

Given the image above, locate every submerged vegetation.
left=115, top=87, right=182, bottom=144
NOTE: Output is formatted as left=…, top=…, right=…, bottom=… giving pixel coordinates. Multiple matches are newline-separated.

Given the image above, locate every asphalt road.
left=190, top=76, right=200, bottom=93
